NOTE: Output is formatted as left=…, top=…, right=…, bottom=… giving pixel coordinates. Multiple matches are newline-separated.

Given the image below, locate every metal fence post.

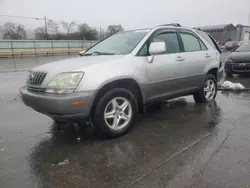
left=52, top=40, right=54, bottom=56
left=84, top=38, right=86, bottom=50
left=10, top=41, right=17, bottom=70
left=10, top=41, right=14, bottom=58
left=81, top=40, right=84, bottom=50
left=47, top=40, right=49, bottom=56
left=34, top=40, right=37, bottom=57
left=68, top=41, right=70, bottom=55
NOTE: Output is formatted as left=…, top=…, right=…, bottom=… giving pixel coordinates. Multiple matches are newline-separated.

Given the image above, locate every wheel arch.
left=207, top=67, right=218, bottom=80
left=90, top=78, right=145, bottom=116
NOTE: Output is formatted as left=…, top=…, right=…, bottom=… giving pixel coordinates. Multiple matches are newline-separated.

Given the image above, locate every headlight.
left=46, top=72, right=84, bottom=94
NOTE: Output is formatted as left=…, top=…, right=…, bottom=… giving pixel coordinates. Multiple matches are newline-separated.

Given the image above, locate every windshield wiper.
left=83, top=51, right=115, bottom=56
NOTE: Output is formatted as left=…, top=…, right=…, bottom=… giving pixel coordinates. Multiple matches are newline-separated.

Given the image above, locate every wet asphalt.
left=1, top=56, right=250, bottom=188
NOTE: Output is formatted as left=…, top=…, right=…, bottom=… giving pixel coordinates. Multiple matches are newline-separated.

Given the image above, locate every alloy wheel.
left=104, top=97, right=132, bottom=131
left=204, top=79, right=216, bottom=100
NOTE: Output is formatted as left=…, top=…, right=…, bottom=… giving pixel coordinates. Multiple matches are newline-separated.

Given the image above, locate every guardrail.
left=0, top=40, right=98, bottom=57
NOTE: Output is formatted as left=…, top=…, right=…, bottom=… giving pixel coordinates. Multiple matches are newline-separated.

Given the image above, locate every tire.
left=193, top=74, right=217, bottom=103
left=93, top=88, right=137, bottom=137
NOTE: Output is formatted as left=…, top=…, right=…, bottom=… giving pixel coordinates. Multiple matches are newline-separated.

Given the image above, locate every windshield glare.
left=84, top=30, right=149, bottom=55
left=236, top=42, right=250, bottom=52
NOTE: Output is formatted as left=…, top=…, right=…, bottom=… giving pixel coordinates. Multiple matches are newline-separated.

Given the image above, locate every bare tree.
left=0, top=22, right=27, bottom=39
left=34, top=27, right=46, bottom=40
left=47, top=20, right=61, bottom=39
left=16, top=25, right=27, bottom=39
left=61, top=21, right=76, bottom=36
left=78, top=23, right=98, bottom=40
left=106, top=25, right=124, bottom=36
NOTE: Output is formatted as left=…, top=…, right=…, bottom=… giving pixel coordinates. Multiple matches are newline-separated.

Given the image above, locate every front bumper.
left=20, top=87, right=95, bottom=122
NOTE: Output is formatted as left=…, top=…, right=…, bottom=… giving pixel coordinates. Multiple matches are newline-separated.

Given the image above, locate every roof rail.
left=158, top=23, right=182, bottom=27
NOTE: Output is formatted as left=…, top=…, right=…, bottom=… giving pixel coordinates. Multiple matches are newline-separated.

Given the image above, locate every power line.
left=0, top=14, right=62, bottom=23
left=0, top=15, right=93, bottom=26
left=0, top=14, right=69, bottom=24
left=0, top=14, right=44, bottom=20
left=0, top=14, right=50, bottom=40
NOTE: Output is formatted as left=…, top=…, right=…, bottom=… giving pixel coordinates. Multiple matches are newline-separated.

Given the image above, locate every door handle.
left=176, top=56, right=185, bottom=61
left=205, top=54, right=211, bottom=58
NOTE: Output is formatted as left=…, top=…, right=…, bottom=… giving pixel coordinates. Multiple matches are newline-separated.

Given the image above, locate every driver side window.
left=138, top=32, right=181, bottom=56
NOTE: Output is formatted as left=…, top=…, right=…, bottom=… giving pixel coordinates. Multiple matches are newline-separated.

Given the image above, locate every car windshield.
left=83, top=30, right=150, bottom=55
left=236, top=42, right=250, bottom=52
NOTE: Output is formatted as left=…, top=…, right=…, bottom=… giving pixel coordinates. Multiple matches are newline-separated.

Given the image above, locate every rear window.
left=196, top=30, right=221, bottom=53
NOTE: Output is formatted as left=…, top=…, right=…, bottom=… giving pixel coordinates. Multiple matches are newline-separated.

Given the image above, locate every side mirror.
left=149, top=42, right=166, bottom=55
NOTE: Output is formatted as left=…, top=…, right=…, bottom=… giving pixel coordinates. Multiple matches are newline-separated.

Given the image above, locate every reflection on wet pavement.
left=27, top=98, right=221, bottom=188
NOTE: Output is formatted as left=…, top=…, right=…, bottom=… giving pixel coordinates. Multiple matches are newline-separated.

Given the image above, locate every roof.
left=236, top=24, right=250, bottom=28
left=194, top=24, right=235, bottom=31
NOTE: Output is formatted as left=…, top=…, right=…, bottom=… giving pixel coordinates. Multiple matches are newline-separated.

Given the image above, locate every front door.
left=146, top=30, right=187, bottom=101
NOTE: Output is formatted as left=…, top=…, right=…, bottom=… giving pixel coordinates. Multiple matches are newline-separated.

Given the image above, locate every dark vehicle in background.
left=225, top=41, right=245, bottom=52
left=224, top=41, right=250, bottom=76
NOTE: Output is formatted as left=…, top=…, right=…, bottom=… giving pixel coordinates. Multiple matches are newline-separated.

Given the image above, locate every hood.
left=230, top=52, right=250, bottom=62
left=32, top=55, right=124, bottom=74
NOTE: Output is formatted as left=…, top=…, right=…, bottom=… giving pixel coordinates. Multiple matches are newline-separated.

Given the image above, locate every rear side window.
left=152, top=32, right=181, bottom=54
left=197, top=30, right=217, bottom=50
left=180, top=33, right=201, bottom=52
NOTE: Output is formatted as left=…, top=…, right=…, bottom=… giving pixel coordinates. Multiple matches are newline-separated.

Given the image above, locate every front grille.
left=27, top=86, right=46, bottom=92
left=27, top=72, right=47, bottom=85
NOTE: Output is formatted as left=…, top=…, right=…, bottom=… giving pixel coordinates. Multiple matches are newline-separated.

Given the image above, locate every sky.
left=0, top=0, right=250, bottom=30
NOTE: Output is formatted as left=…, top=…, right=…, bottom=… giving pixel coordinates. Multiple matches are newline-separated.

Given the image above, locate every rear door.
left=176, top=29, right=210, bottom=88
left=196, top=30, right=221, bottom=69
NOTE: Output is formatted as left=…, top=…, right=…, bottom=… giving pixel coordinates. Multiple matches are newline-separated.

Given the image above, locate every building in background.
left=194, top=24, right=237, bottom=43
left=236, top=24, right=250, bottom=42
left=195, top=24, right=250, bottom=43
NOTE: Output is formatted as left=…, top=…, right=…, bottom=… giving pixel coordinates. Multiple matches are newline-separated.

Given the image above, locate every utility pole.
left=248, top=12, right=250, bottom=26
left=44, top=16, right=47, bottom=40
left=99, top=26, right=101, bottom=40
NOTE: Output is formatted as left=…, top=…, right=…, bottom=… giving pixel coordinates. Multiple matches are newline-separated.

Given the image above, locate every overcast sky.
left=0, top=0, right=250, bottom=30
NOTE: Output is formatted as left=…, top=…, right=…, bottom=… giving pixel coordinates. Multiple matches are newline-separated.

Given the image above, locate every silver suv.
left=20, top=24, right=223, bottom=137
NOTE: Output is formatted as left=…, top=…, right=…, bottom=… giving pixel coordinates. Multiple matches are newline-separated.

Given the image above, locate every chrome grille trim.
left=27, top=72, right=47, bottom=85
